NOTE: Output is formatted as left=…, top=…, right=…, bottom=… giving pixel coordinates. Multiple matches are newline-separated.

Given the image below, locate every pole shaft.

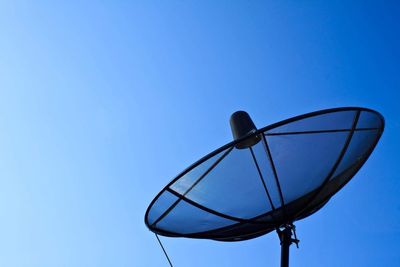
left=279, top=227, right=292, bottom=267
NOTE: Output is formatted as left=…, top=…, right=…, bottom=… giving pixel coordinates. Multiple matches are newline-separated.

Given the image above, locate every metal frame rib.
left=262, top=133, right=285, bottom=208
left=249, top=146, right=276, bottom=211
left=265, top=127, right=379, bottom=136
left=166, top=188, right=251, bottom=223
left=151, top=146, right=234, bottom=227
left=293, top=110, right=361, bottom=218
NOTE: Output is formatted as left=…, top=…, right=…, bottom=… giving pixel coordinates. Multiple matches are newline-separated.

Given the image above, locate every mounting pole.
left=277, top=224, right=299, bottom=267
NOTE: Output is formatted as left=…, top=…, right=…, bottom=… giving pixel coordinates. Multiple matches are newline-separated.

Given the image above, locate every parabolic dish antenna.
left=145, top=107, right=384, bottom=267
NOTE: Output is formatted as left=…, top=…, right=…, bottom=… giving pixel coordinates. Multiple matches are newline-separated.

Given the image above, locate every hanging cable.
left=155, top=234, right=174, bottom=267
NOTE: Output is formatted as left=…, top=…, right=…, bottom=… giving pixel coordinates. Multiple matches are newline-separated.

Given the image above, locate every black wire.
left=155, top=234, right=174, bottom=267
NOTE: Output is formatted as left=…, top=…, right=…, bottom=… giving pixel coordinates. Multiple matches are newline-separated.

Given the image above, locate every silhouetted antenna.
left=145, top=107, right=384, bottom=267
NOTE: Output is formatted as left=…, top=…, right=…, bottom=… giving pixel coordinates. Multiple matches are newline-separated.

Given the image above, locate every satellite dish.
left=145, top=107, right=384, bottom=267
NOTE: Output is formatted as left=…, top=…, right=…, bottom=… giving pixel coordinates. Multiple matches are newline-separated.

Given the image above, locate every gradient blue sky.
left=0, top=1, right=399, bottom=266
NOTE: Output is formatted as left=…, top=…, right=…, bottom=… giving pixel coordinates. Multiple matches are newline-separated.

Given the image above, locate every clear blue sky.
left=0, top=1, right=399, bottom=266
